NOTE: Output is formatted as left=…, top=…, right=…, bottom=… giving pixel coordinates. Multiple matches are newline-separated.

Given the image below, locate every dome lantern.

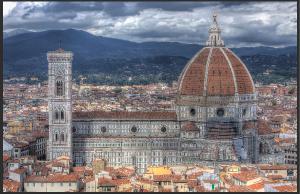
left=206, top=13, right=225, bottom=47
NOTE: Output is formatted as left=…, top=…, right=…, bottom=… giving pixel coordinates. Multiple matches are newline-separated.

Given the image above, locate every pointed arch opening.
left=61, top=109, right=65, bottom=121
left=55, top=110, right=59, bottom=121
left=55, top=78, right=64, bottom=96
left=61, top=133, right=64, bottom=142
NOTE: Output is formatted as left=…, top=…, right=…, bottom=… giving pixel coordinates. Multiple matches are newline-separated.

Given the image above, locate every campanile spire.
left=206, top=13, right=225, bottom=47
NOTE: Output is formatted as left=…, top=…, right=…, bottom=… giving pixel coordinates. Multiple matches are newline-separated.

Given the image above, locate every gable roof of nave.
left=73, top=111, right=177, bottom=121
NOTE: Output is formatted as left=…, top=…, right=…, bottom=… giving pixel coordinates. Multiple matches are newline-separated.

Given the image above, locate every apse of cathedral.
left=47, top=14, right=259, bottom=174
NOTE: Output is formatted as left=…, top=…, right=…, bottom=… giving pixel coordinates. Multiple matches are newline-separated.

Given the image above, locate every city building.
left=47, top=14, right=258, bottom=173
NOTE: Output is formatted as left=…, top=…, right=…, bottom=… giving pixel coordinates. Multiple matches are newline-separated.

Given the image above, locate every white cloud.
left=3, top=1, right=17, bottom=18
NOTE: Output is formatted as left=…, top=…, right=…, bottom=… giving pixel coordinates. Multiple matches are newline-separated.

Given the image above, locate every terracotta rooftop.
left=257, top=119, right=272, bottom=135
left=231, top=172, right=260, bottom=183
left=274, top=137, right=296, bottom=144
left=259, top=164, right=297, bottom=170
left=187, top=179, right=198, bottom=188
left=267, top=175, right=284, bottom=180
left=161, top=188, right=172, bottom=192
left=228, top=185, right=254, bottom=192
left=3, top=179, right=21, bottom=192
left=272, top=184, right=297, bottom=192
left=242, top=121, right=256, bottom=130
left=73, top=111, right=177, bottom=120
left=72, top=166, right=86, bottom=172
left=202, top=179, right=218, bottom=184
left=115, top=167, right=135, bottom=177
left=136, top=178, right=155, bottom=185
left=247, top=181, right=265, bottom=191
left=153, top=174, right=181, bottom=182
left=83, top=177, right=94, bottom=183
left=3, top=154, right=10, bottom=162
left=113, top=178, right=131, bottom=186
left=98, top=177, right=116, bottom=187
left=187, top=172, right=203, bottom=179
left=11, top=167, right=27, bottom=175
left=195, top=185, right=206, bottom=192
left=178, top=47, right=254, bottom=97
left=25, top=173, right=79, bottom=183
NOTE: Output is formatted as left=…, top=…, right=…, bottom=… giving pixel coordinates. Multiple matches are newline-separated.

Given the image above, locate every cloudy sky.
left=3, top=1, right=297, bottom=47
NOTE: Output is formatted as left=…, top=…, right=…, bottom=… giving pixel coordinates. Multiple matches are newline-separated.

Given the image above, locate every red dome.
left=178, top=47, right=255, bottom=96
left=178, top=14, right=255, bottom=97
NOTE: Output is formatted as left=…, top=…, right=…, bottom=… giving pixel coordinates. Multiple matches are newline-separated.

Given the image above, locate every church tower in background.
left=47, top=47, right=73, bottom=160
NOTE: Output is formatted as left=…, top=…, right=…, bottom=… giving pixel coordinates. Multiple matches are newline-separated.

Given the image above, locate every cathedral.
left=47, top=15, right=259, bottom=173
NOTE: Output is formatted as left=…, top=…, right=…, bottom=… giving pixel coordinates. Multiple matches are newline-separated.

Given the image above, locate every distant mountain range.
left=3, top=29, right=33, bottom=39
left=3, top=29, right=297, bottom=85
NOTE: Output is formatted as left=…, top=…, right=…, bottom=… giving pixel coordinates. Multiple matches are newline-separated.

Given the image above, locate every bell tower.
left=47, top=47, right=73, bottom=160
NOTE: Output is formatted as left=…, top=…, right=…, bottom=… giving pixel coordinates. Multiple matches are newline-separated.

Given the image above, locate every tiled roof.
left=242, top=121, right=256, bottom=130
left=266, top=175, right=283, bottom=180
left=114, top=178, right=131, bottom=185
left=231, top=172, right=260, bottom=182
left=52, top=161, right=66, bottom=168
left=257, top=119, right=272, bottom=135
left=274, top=138, right=295, bottom=144
left=98, top=177, right=116, bottom=187
left=228, top=185, right=254, bottom=192
left=115, top=167, right=135, bottom=177
left=272, top=184, right=297, bottom=192
left=153, top=174, right=181, bottom=182
left=259, top=164, right=297, bottom=170
left=3, top=179, right=21, bottom=192
left=247, top=181, right=265, bottom=190
left=179, top=48, right=210, bottom=96
left=11, top=167, right=27, bottom=175
left=187, top=172, right=203, bottom=179
left=202, top=179, right=218, bottom=184
left=223, top=48, right=254, bottom=94
left=25, top=173, right=79, bottom=183
left=72, top=166, right=86, bottom=172
left=195, top=185, right=206, bottom=192
left=136, top=178, right=154, bottom=185
left=187, top=179, right=198, bottom=188
left=73, top=111, right=177, bottom=120
left=83, top=177, right=94, bottom=183
left=161, top=188, right=172, bottom=192
left=3, top=154, right=10, bottom=162
left=32, top=130, right=48, bottom=138
left=206, top=48, right=236, bottom=96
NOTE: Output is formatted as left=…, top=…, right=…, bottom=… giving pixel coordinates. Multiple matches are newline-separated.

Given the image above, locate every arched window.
left=163, top=156, right=167, bottom=165
left=214, top=35, right=217, bottom=46
left=132, top=156, right=136, bottom=166
left=61, top=133, right=64, bottom=142
left=56, top=80, right=64, bottom=96
left=55, top=111, right=59, bottom=120
left=55, top=133, right=58, bottom=141
left=61, top=110, right=64, bottom=120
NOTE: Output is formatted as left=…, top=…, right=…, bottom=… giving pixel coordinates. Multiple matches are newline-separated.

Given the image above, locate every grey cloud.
left=3, top=1, right=297, bottom=47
